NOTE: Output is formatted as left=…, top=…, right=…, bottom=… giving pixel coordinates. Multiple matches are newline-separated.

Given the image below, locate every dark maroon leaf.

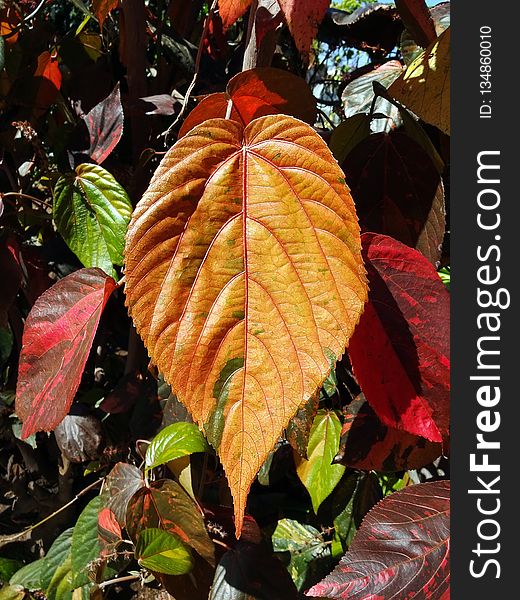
left=343, top=130, right=445, bottom=266
left=126, top=479, right=215, bottom=566
left=15, top=268, right=116, bottom=438
left=348, top=234, right=450, bottom=443
left=334, top=395, right=442, bottom=471
left=306, top=481, right=450, bottom=599
left=83, top=84, right=124, bottom=164
left=99, top=371, right=143, bottom=414
left=158, top=554, right=215, bottom=600
left=54, top=413, right=104, bottom=462
left=210, top=541, right=298, bottom=600
left=104, top=462, right=145, bottom=526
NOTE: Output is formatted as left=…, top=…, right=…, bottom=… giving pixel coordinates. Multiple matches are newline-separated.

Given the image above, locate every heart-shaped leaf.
left=104, top=462, right=145, bottom=526
left=124, top=115, right=367, bottom=536
left=136, top=528, right=193, bottom=576
left=16, top=268, right=116, bottom=438
left=348, top=233, right=450, bottom=442
left=179, top=67, right=316, bottom=137
left=145, top=422, right=208, bottom=472
left=306, top=480, right=450, bottom=599
left=295, top=410, right=346, bottom=514
left=54, top=164, right=132, bottom=278
left=389, top=27, right=450, bottom=135
left=126, top=479, right=215, bottom=566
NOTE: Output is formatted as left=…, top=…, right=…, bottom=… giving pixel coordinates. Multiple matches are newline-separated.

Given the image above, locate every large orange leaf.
left=124, top=115, right=367, bottom=536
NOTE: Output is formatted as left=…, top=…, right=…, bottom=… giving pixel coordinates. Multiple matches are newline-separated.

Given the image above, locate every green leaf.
left=330, top=474, right=359, bottom=557
left=0, top=585, right=25, bottom=600
left=294, top=410, right=346, bottom=513
left=72, top=495, right=115, bottom=587
left=272, top=519, right=330, bottom=591
left=9, top=558, right=45, bottom=590
left=40, top=529, right=74, bottom=591
left=0, top=558, right=23, bottom=583
left=54, top=164, right=132, bottom=278
left=135, top=528, right=193, bottom=575
left=439, top=266, right=450, bottom=290
left=145, top=422, right=208, bottom=472
left=46, top=554, right=74, bottom=600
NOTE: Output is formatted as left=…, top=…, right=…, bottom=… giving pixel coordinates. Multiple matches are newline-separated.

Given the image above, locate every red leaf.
left=334, top=395, right=442, bottom=472
left=219, top=0, right=253, bottom=29
left=104, top=462, right=145, bottom=526
left=179, top=93, right=236, bottom=138
left=395, top=0, right=437, bottom=48
left=33, top=50, right=62, bottom=109
left=278, top=0, right=329, bottom=55
left=15, top=268, right=116, bottom=438
left=92, top=0, right=120, bottom=28
left=98, top=507, right=122, bottom=542
left=83, top=83, right=124, bottom=164
left=178, top=67, right=316, bottom=137
left=348, top=233, right=449, bottom=442
left=307, top=481, right=450, bottom=599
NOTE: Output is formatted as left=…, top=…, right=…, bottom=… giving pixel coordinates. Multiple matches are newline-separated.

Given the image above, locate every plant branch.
left=1, top=191, right=52, bottom=210
left=98, top=574, right=141, bottom=590
left=0, top=477, right=104, bottom=548
left=161, top=0, right=218, bottom=142
left=2, top=0, right=49, bottom=40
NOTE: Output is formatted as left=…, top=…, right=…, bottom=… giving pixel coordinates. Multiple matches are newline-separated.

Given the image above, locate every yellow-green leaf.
left=389, top=27, right=450, bottom=135
left=135, top=528, right=193, bottom=575
left=295, top=410, right=346, bottom=513
left=124, top=115, right=367, bottom=536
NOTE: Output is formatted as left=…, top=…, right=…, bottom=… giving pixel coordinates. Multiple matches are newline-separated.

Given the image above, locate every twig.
left=0, top=477, right=104, bottom=548
left=2, top=0, right=49, bottom=40
left=0, top=191, right=52, bottom=210
left=98, top=574, right=141, bottom=590
left=161, top=0, right=218, bottom=143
